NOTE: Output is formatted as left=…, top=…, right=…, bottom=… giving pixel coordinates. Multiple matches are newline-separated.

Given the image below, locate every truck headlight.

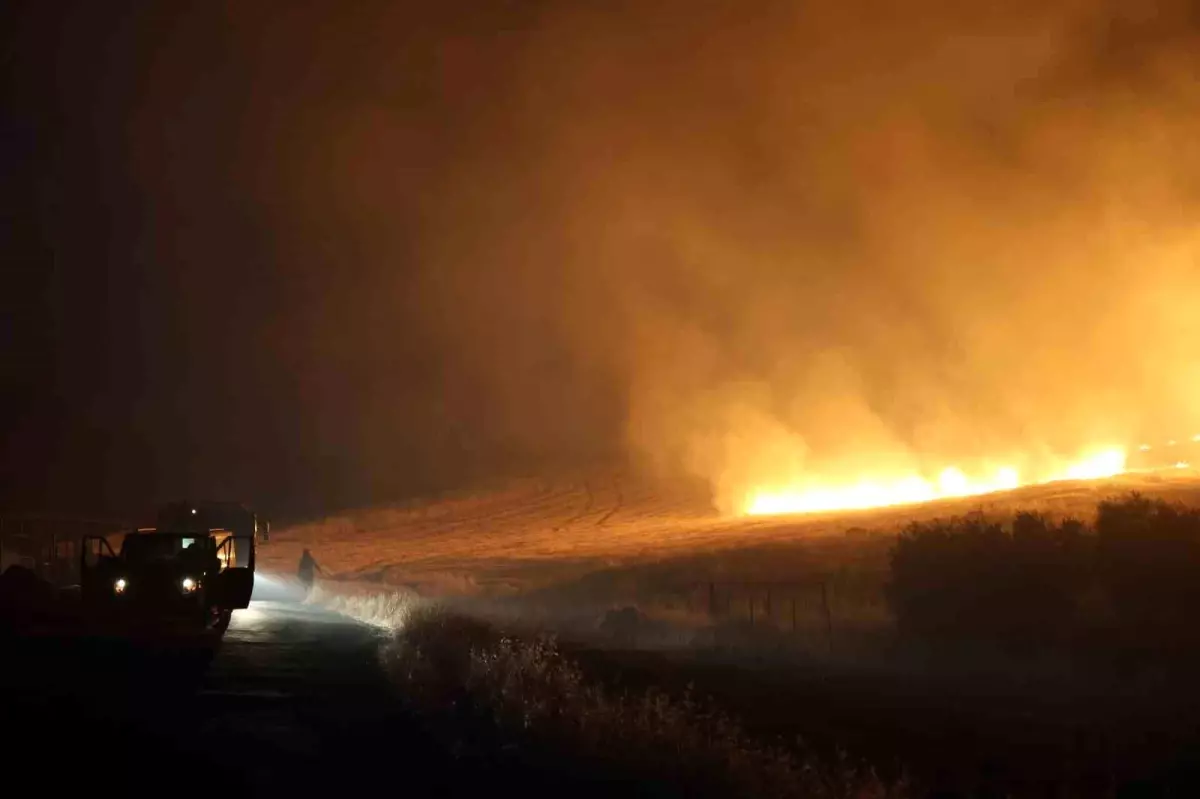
left=181, top=577, right=197, bottom=593
left=113, top=578, right=127, bottom=594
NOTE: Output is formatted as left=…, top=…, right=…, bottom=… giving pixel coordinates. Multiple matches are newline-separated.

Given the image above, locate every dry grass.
left=308, top=585, right=905, bottom=795
left=263, top=470, right=1200, bottom=605
left=309, top=582, right=423, bottom=629
left=367, top=599, right=907, bottom=798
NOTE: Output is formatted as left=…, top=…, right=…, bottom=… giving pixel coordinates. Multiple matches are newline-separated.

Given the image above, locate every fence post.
left=708, top=581, right=716, bottom=617
left=766, top=586, right=772, bottom=620
left=749, top=593, right=755, bottom=626
left=821, top=579, right=833, bottom=655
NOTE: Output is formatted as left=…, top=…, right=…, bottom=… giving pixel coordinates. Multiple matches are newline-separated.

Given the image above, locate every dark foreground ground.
left=0, top=581, right=656, bottom=799
left=2, top=597, right=448, bottom=794
left=11, top=578, right=1200, bottom=798
left=562, top=641, right=1200, bottom=798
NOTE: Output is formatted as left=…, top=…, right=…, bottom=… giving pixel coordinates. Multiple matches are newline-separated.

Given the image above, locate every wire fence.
left=667, top=572, right=891, bottom=653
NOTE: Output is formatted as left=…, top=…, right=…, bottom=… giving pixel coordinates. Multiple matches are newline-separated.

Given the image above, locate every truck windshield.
left=121, top=535, right=204, bottom=562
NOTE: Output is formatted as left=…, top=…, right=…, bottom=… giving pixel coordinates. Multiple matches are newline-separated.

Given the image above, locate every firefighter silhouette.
left=297, top=548, right=323, bottom=595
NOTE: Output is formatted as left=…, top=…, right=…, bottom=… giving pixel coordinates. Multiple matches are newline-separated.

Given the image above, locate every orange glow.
left=742, top=447, right=1127, bottom=516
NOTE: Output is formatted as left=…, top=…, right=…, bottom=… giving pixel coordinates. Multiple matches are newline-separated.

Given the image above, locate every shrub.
left=887, top=494, right=1200, bottom=663
left=1094, top=494, right=1200, bottom=652
left=887, top=511, right=1087, bottom=650
left=381, top=605, right=906, bottom=798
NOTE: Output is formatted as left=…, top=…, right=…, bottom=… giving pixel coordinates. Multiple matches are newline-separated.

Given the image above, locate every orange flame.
left=742, top=447, right=1127, bottom=516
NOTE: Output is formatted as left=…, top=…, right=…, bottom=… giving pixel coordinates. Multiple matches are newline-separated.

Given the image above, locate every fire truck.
left=77, top=501, right=268, bottom=635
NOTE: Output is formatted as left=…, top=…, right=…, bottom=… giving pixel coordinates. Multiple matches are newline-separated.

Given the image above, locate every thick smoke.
left=420, top=0, right=1200, bottom=512
left=90, top=0, right=1200, bottom=514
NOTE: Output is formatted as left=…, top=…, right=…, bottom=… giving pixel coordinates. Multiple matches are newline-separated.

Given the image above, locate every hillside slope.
left=262, top=468, right=1200, bottom=598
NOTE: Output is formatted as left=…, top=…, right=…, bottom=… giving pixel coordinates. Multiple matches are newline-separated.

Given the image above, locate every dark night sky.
left=4, top=1, right=1200, bottom=520
left=1, top=1, right=611, bottom=519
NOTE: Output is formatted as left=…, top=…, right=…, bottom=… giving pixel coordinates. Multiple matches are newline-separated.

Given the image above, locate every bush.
left=1094, top=494, right=1200, bottom=651
left=888, top=494, right=1200, bottom=662
left=381, top=605, right=906, bottom=798
left=887, top=511, right=1087, bottom=650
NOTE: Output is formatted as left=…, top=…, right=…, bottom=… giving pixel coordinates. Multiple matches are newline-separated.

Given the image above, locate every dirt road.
left=2, top=578, right=456, bottom=795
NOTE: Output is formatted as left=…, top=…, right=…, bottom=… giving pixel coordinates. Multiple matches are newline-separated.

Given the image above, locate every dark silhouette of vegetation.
left=887, top=511, right=1087, bottom=650
left=888, top=493, right=1200, bottom=663
left=380, top=605, right=906, bottom=798
left=1094, top=494, right=1200, bottom=656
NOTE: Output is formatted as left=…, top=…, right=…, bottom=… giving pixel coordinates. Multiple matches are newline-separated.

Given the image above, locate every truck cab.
left=81, top=531, right=232, bottom=631
left=156, top=500, right=266, bottom=576
left=78, top=501, right=265, bottom=637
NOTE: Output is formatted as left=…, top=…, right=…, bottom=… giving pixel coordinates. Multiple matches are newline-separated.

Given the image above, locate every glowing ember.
left=742, top=447, right=1127, bottom=516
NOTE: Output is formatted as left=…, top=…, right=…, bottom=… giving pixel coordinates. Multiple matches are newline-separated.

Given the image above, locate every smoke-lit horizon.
left=4, top=1, right=1200, bottom=517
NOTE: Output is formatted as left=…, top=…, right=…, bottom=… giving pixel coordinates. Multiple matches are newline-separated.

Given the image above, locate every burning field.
left=13, top=0, right=1200, bottom=795
left=264, top=451, right=1200, bottom=602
